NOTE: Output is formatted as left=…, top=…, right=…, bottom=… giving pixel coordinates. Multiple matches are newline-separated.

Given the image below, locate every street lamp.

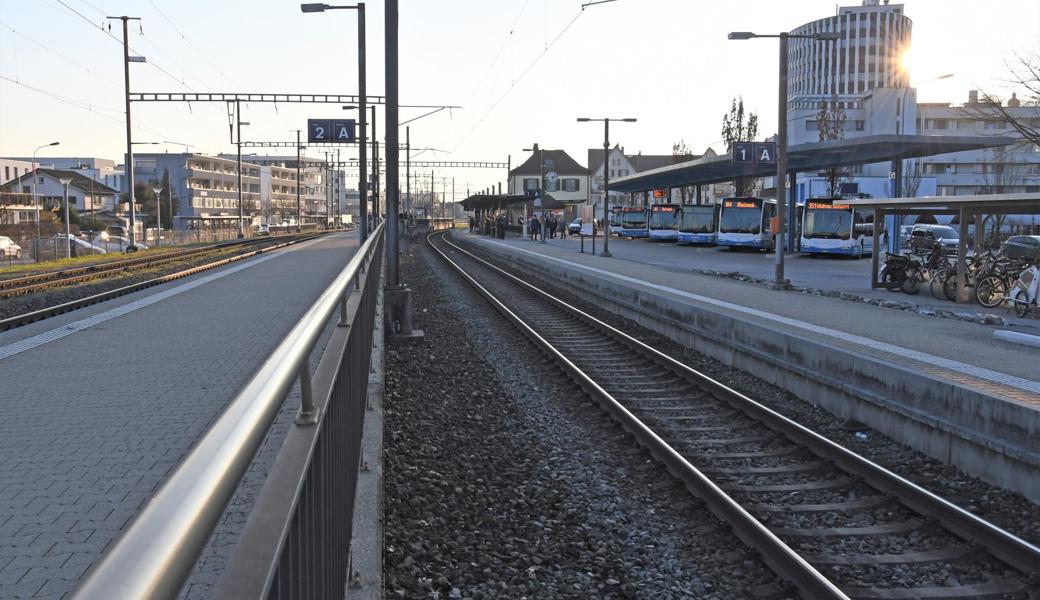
left=729, top=29, right=839, bottom=287
left=520, top=146, right=544, bottom=241
left=577, top=117, right=637, bottom=257
left=59, top=177, right=73, bottom=259
left=32, top=141, right=60, bottom=242
left=153, top=187, right=163, bottom=247
left=303, top=3, right=368, bottom=241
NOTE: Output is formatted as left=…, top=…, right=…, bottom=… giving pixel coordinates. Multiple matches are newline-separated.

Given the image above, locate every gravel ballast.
left=452, top=233, right=1040, bottom=550
left=383, top=239, right=789, bottom=599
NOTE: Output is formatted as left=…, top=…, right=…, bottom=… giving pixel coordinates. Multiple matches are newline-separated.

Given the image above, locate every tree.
left=816, top=96, right=851, bottom=197
left=721, top=97, right=760, bottom=196
left=129, top=183, right=159, bottom=227
left=160, top=168, right=177, bottom=229
left=970, top=50, right=1040, bottom=146
left=979, top=145, right=1023, bottom=248
left=672, top=138, right=697, bottom=203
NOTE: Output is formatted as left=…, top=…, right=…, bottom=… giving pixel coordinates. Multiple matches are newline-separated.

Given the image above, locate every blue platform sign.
left=308, top=119, right=356, bottom=143
left=732, top=141, right=776, bottom=165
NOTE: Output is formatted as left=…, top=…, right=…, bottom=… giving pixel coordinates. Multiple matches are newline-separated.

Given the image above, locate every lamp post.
left=153, top=187, right=163, bottom=247
left=31, top=141, right=60, bottom=243
left=728, top=30, right=839, bottom=287
left=577, top=117, right=636, bottom=257
left=59, top=177, right=73, bottom=258
left=521, top=146, right=545, bottom=241
left=235, top=101, right=249, bottom=239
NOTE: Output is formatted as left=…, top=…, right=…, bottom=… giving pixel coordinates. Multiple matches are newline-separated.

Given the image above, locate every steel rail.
left=70, top=224, right=383, bottom=599
left=0, top=238, right=267, bottom=296
left=427, top=231, right=849, bottom=600
left=439, top=231, right=1040, bottom=578
left=0, top=234, right=325, bottom=332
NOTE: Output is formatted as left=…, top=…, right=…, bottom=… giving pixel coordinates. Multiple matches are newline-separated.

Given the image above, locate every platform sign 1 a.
left=307, top=119, right=356, bottom=143
left=732, top=141, right=776, bottom=165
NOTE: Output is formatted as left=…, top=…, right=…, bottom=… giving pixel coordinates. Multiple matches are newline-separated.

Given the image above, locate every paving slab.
left=0, top=232, right=359, bottom=598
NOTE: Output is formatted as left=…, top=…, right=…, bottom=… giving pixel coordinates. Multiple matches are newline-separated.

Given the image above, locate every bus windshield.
left=621, top=210, right=647, bottom=229
left=680, top=207, right=715, bottom=233
left=719, top=207, right=762, bottom=234
left=804, top=209, right=853, bottom=239
left=648, top=208, right=678, bottom=229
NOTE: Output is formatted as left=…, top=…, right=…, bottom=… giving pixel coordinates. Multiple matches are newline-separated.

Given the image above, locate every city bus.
left=716, top=197, right=777, bottom=250
left=617, top=206, right=649, bottom=238
left=677, top=205, right=720, bottom=245
left=648, top=204, right=680, bottom=241
left=609, top=206, right=623, bottom=236
left=800, top=197, right=876, bottom=257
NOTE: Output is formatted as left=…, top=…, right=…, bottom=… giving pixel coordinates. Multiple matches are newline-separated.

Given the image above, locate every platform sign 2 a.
left=308, top=119, right=356, bottom=143
left=732, top=141, right=776, bottom=165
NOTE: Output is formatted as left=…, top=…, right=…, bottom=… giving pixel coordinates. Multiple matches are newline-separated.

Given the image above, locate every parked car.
left=106, top=225, right=129, bottom=238
left=568, top=218, right=583, bottom=234
left=1002, top=235, right=1040, bottom=262
left=98, top=234, right=147, bottom=251
left=0, top=236, right=22, bottom=259
left=255, top=224, right=271, bottom=236
left=898, top=225, right=914, bottom=249
left=52, top=234, right=107, bottom=255
left=909, top=224, right=959, bottom=253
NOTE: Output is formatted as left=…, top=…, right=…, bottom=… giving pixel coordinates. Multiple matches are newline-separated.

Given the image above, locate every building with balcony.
left=0, top=168, right=119, bottom=212
left=1, top=157, right=125, bottom=192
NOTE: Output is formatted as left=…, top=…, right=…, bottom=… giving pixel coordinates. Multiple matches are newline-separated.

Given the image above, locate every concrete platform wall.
left=456, top=235, right=1040, bottom=502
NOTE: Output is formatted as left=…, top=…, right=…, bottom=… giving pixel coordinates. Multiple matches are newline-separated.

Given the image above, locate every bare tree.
left=978, top=145, right=1024, bottom=247
left=884, top=160, right=923, bottom=198
left=672, top=139, right=696, bottom=203
left=816, top=96, right=851, bottom=196
left=968, top=50, right=1040, bottom=144
left=721, top=97, right=760, bottom=196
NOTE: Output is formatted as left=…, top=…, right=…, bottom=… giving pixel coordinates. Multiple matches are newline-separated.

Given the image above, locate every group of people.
left=527, top=214, right=566, bottom=240
left=470, top=214, right=509, bottom=239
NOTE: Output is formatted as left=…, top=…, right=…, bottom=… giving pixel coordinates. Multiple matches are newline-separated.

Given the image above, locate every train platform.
left=0, top=231, right=360, bottom=598
left=456, top=230, right=1040, bottom=501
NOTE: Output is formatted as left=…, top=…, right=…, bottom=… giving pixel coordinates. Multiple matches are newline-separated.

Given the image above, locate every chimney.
left=1008, top=92, right=1021, bottom=108
left=531, top=143, right=539, bottom=152
left=968, top=90, right=978, bottom=104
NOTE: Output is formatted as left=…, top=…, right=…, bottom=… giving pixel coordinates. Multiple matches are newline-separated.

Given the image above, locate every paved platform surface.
left=506, top=232, right=1040, bottom=332
left=464, top=232, right=1040, bottom=406
left=0, top=232, right=359, bottom=599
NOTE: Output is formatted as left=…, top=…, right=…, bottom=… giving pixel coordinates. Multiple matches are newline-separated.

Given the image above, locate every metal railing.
left=72, top=223, right=385, bottom=600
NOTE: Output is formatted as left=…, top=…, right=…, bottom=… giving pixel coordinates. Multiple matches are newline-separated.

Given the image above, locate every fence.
left=72, top=223, right=385, bottom=599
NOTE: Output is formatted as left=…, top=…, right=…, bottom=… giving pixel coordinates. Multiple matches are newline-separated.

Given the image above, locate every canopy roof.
left=608, top=134, right=1017, bottom=192
left=845, top=192, right=1040, bottom=215
left=461, top=193, right=568, bottom=211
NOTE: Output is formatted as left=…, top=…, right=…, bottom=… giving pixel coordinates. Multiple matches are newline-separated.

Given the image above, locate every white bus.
left=800, top=198, right=876, bottom=257
left=717, top=197, right=776, bottom=250
left=648, top=204, right=680, bottom=241
left=677, top=205, right=720, bottom=245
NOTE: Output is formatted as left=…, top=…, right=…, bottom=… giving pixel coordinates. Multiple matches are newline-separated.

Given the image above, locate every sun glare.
left=899, top=46, right=915, bottom=79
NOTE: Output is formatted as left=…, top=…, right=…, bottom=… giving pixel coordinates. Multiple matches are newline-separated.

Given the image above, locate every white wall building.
left=2, top=157, right=125, bottom=192
left=0, top=159, right=33, bottom=186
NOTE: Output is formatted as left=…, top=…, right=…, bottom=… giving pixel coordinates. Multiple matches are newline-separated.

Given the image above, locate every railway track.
left=0, top=236, right=283, bottom=299
left=0, top=232, right=326, bottom=332
left=429, top=230, right=1040, bottom=599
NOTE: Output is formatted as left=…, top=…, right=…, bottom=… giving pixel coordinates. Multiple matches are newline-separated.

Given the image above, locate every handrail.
left=72, top=223, right=386, bottom=600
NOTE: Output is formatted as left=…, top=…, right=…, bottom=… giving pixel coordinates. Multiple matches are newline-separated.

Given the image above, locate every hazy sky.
left=1, top=0, right=1037, bottom=197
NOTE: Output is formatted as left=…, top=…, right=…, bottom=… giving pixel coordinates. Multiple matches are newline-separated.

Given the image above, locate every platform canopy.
left=845, top=192, right=1040, bottom=215
left=608, top=134, right=1017, bottom=193
left=460, top=193, right=567, bottom=211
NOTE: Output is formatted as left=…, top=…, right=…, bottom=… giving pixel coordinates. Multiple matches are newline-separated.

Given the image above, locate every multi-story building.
left=0, top=168, right=119, bottom=212
left=509, top=145, right=589, bottom=203
left=0, top=159, right=33, bottom=186
left=235, top=154, right=334, bottom=224
left=133, top=153, right=263, bottom=229
left=2, top=157, right=125, bottom=192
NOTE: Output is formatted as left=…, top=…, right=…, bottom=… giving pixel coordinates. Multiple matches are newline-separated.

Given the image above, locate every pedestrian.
left=550, top=216, right=558, bottom=239
left=560, top=217, right=567, bottom=239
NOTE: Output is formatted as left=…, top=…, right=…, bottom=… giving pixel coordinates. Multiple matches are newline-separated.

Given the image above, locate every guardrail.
left=72, top=223, right=386, bottom=599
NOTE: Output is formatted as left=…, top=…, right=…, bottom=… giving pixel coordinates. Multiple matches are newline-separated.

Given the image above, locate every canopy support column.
left=787, top=171, right=798, bottom=251
left=956, top=206, right=969, bottom=302
left=695, top=184, right=702, bottom=205
left=871, top=209, right=883, bottom=288
left=887, top=159, right=904, bottom=253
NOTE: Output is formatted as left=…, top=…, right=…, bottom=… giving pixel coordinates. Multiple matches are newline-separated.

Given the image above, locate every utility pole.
left=295, top=129, right=302, bottom=232
left=371, top=104, right=379, bottom=222
left=405, top=125, right=410, bottom=215
left=358, top=3, right=368, bottom=240
left=336, top=148, right=342, bottom=227
left=236, top=99, right=245, bottom=238
left=107, top=15, right=141, bottom=251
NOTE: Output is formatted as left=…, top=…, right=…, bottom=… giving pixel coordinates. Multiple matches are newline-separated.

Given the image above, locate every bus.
left=609, top=206, right=623, bottom=236
left=648, top=204, right=680, bottom=241
left=800, top=198, right=876, bottom=257
left=677, top=205, right=720, bottom=245
left=716, top=197, right=776, bottom=250
left=617, top=206, right=649, bottom=238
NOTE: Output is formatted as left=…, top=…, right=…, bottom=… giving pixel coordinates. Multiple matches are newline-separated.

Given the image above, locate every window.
left=3, top=166, right=8, bottom=181
left=523, top=178, right=539, bottom=190
left=805, top=120, right=819, bottom=131
left=855, top=120, right=865, bottom=131
left=562, top=178, right=580, bottom=192
left=609, top=169, right=615, bottom=177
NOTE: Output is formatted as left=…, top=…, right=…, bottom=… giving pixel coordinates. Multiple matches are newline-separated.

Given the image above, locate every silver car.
left=0, top=235, right=22, bottom=259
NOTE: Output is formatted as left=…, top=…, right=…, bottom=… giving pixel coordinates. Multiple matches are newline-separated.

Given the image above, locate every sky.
left=1, top=0, right=1038, bottom=199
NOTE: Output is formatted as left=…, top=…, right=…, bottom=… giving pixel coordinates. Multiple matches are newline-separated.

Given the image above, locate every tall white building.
left=789, top=0, right=911, bottom=109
